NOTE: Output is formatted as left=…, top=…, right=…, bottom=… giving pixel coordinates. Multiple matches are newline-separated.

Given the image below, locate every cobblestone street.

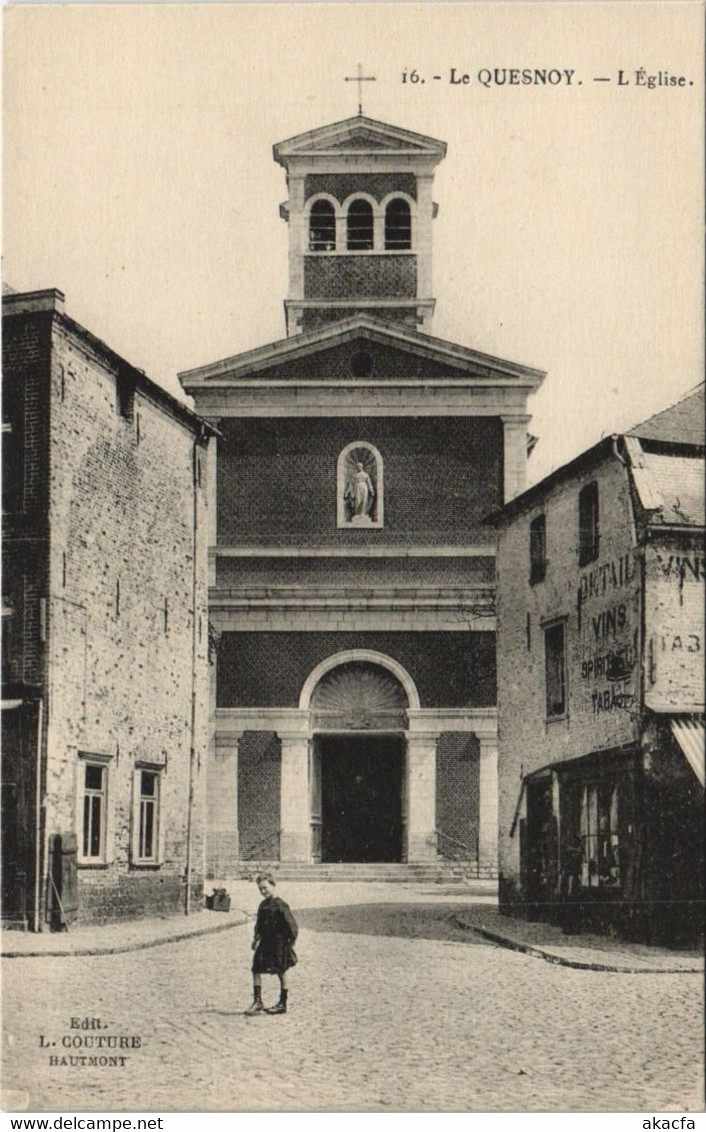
left=3, top=887, right=703, bottom=1113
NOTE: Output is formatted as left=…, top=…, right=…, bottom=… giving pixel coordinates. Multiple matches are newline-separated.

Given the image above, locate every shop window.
left=544, top=621, right=566, bottom=718
left=580, top=782, right=620, bottom=887
left=80, top=760, right=108, bottom=862
left=578, top=482, right=599, bottom=565
left=529, top=513, right=546, bottom=584
left=309, top=199, right=336, bottom=251
left=384, top=198, right=411, bottom=249
left=132, top=769, right=162, bottom=864
left=347, top=199, right=374, bottom=250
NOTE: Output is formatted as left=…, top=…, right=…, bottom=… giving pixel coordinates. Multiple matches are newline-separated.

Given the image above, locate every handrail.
left=435, top=827, right=473, bottom=857
left=240, top=828, right=281, bottom=861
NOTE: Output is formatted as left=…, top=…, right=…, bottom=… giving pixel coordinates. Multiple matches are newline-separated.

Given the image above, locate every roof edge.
left=3, top=288, right=218, bottom=439
left=273, top=114, right=447, bottom=166
left=178, top=314, right=546, bottom=387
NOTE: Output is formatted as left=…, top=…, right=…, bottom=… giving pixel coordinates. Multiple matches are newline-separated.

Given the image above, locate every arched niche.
left=337, top=441, right=384, bottom=529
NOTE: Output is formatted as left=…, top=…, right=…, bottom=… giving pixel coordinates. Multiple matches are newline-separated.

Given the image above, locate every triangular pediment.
left=274, top=116, right=446, bottom=166
left=310, top=128, right=420, bottom=153
left=179, top=316, right=545, bottom=388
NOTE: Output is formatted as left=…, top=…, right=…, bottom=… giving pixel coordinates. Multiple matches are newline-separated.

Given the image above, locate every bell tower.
left=273, top=115, right=447, bottom=336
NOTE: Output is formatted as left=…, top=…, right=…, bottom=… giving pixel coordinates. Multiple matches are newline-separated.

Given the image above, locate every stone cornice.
left=184, top=385, right=536, bottom=418
left=215, top=705, right=497, bottom=739
left=212, top=544, right=496, bottom=558
left=208, top=592, right=495, bottom=613
left=407, top=708, right=497, bottom=737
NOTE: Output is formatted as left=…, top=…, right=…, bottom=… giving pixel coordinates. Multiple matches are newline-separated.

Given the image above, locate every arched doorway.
left=305, top=657, right=413, bottom=863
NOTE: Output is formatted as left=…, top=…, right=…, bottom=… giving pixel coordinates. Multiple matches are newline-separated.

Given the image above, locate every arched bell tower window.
left=337, top=442, right=384, bottom=529
left=384, top=198, right=412, bottom=249
left=309, top=199, right=336, bottom=251
left=346, top=199, right=374, bottom=251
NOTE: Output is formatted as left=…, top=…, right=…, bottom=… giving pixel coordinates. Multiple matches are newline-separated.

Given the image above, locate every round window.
left=351, top=351, right=374, bottom=378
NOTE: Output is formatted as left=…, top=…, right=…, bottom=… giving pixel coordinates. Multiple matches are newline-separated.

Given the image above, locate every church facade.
left=180, top=114, right=545, bottom=877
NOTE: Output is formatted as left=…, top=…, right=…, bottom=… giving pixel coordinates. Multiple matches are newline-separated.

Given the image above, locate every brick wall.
left=436, top=733, right=480, bottom=861
left=41, top=317, right=211, bottom=924
left=301, top=308, right=417, bottom=333
left=496, top=452, right=641, bottom=891
left=217, top=630, right=496, bottom=709
left=305, top=173, right=417, bottom=203
left=244, top=338, right=488, bottom=383
left=2, top=312, right=52, bottom=515
left=215, top=554, right=495, bottom=589
left=2, top=540, right=46, bottom=690
left=217, top=416, right=503, bottom=545
left=304, top=255, right=416, bottom=300
left=238, top=732, right=281, bottom=861
left=2, top=312, right=53, bottom=924
left=2, top=313, right=52, bottom=690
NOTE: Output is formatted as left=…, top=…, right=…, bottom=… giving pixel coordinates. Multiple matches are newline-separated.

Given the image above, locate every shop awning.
left=670, top=718, right=705, bottom=787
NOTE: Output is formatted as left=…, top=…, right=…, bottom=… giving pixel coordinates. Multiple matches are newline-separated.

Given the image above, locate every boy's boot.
left=267, top=989, right=288, bottom=1015
left=244, top=986, right=265, bottom=1015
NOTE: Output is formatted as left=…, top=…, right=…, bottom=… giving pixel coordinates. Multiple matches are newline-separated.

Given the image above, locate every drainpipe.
left=184, top=436, right=201, bottom=915
left=33, top=696, right=44, bottom=933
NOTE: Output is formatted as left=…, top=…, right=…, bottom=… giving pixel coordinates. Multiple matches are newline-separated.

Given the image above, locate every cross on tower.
left=344, top=64, right=376, bottom=116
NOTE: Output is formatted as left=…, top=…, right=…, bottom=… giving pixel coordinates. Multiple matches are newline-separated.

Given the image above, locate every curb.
left=453, top=918, right=704, bottom=975
left=1, top=911, right=250, bottom=960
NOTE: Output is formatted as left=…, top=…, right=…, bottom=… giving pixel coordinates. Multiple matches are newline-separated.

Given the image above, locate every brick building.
left=180, top=114, right=545, bottom=878
left=495, top=385, right=704, bottom=942
left=2, top=289, right=215, bottom=928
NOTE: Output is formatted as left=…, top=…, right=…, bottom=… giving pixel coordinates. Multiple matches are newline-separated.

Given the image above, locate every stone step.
left=233, top=862, right=498, bottom=884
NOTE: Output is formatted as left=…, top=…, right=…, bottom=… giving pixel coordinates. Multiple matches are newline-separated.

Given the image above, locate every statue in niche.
left=345, top=461, right=375, bottom=524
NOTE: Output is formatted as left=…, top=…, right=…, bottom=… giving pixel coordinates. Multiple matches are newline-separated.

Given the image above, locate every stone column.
left=478, top=735, right=499, bottom=876
left=279, top=733, right=310, bottom=863
left=501, top=415, right=531, bottom=502
left=209, top=732, right=241, bottom=876
left=405, top=734, right=438, bottom=862
left=335, top=210, right=346, bottom=253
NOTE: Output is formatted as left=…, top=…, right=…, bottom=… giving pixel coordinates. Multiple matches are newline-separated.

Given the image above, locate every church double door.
left=311, top=734, right=405, bottom=863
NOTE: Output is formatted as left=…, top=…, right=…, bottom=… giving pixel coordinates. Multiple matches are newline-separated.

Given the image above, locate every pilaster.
left=416, top=174, right=434, bottom=308
left=405, top=733, right=439, bottom=861
left=279, top=732, right=311, bottom=862
left=288, top=175, right=306, bottom=305
left=478, top=735, right=499, bottom=875
left=208, top=731, right=242, bottom=876
left=501, top=415, right=531, bottom=502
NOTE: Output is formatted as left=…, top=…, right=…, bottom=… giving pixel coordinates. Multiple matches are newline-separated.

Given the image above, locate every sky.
left=3, top=2, right=704, bottom=483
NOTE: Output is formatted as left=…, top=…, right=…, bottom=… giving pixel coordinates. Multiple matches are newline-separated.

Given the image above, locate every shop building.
left=495, top=386, right=704, bottom=942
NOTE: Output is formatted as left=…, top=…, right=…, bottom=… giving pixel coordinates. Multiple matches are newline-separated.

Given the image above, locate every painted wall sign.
left=578, top=553, right=636, bottom=601
left=644, top=545, right=705, bottom=710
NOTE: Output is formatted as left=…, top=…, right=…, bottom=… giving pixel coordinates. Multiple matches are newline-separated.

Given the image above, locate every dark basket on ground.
left=205, top=888, right=231, bottom=912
